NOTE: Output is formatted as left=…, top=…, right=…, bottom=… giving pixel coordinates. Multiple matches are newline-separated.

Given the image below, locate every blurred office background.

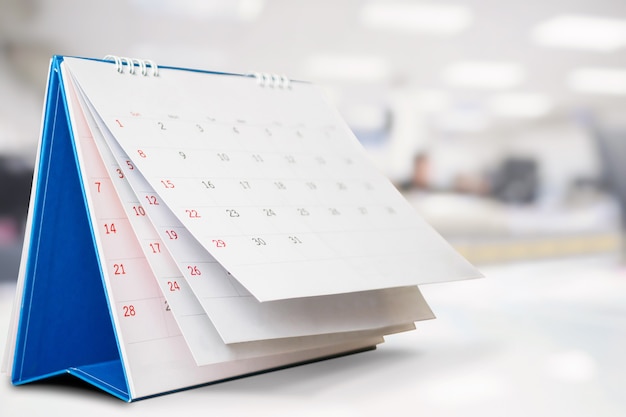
left=1, top=0, right=625, bottom=275
left=1, top=0, right=626, bottom=415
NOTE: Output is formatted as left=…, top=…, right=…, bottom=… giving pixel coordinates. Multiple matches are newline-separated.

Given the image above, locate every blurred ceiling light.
left=435, top=106, right=490, bottom=132
left=567, top=67, right=626, bottom=95
left=488, top=93, right=553, bottom=118
left=131, top=0, right=264, bottom=20
left=442, top=61, right=525, bottom=89
left=342, top=103, right=388, bottom=131
left=531, top=15, right=626, bottom=52
left=414, top=90, right=451, bottom=113
left=359, top=1, right=473, bottom=35
left=304, top=55, right=390, bottom=83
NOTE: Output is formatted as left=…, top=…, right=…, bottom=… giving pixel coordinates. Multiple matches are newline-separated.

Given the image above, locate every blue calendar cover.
left=7, top=56, right=130, bottom=400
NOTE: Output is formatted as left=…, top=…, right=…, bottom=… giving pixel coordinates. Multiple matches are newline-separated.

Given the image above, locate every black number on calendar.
left=305, top=182, right=317, bottom=190
left=196, top=124, right=204, bottom=132
left=358, top=207, right=368, bottom=215
left=179, top=151, right=187, bottom=159
left=217, top=152, right=230, bottom=161
left=329, top=208, right=341, bottom=216
left=297, top=208, right=310, bottom=216
left=240, top=180, right=251, bottom=189
left=274, top=181, right=287, bottom=190
left=288, top=236, right=302, bottom=244
left=226, top=209, right=240, bottom=218
left=157, top=121, right=166, bottom=130
left=265, top=128, right=272, bottom=136
left=386, top=207, right=396, bottom=214
left=232, top=126, right=240, bottom=134
left=202, top=180, right=216, bottom=189
left=337, top=182, right=347, bottom=190
left=252, top=237, right=267, bottom=246
left=284, top=155, right=296, bottom=164
left=251, top=154, right=264, bottom=162
left=263, top=208, right=277, bottom=217
left=296, top=130, right=303, bottom=138
left=315, top=156, right=326, bottom=165
left=164, top=301, right=171, bottom=311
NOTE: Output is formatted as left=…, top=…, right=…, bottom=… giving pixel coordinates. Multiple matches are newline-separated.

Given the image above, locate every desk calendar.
left=2, top=55, right=481, bottom=401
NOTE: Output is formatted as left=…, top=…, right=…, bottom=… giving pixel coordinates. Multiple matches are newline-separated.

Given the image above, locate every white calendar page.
left=66, top=65, right=433, bottom=347
left=60, top=63, right=404, bottom=398
left=62, top=57, right=481, bottom=303
left=62, top=64, right=424, bottom=368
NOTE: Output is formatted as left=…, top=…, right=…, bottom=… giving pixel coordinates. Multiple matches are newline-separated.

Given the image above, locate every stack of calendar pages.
left=2, top=56, right=480, bottom=401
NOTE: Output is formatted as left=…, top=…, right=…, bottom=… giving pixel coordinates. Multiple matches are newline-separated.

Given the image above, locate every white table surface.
left=2, top=254, right=626, bottom=416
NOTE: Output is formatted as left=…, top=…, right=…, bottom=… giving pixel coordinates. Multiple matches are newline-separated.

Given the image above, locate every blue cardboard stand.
left=10, top=56, right=130, bottom=401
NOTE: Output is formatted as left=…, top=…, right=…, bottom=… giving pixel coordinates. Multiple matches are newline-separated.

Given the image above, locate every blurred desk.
left=2, top=255, right=626, bottom=416
left=407, top=192, right=622, bottom=264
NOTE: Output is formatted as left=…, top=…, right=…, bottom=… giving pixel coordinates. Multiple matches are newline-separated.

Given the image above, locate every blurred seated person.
left=398, top=152, right=537, bottom=204
left=398, top=152, right=489, bottom=196
left=397, top=152, right=431, bottom=191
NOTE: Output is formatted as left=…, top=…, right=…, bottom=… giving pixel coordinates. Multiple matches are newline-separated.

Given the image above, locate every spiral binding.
left=103, top=55, right=159, bottom=76
left=250, top=72, right=291, bottom=89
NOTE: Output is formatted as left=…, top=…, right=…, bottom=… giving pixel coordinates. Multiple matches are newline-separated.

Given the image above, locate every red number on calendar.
left=104, top=223, right=117, bottom=234
left=187, top=265, right=202, bottom=276
left=212, top=239, right=226, bottom=248
left=145, top=195, right=159, bottom=205
left=132, top=205, right=146, bottom=216
left=115, top=119, right=124, bottom=128
left=161, top=179, right=175, bottom=189
left=123, top=305, right=136, bottom=317
left=116, top=168, right=124, bottom=179
left=168, top=281, right=181, bottom=291
left=185, top=209, right=201, bottom=218
left=165, top=230, right=178, bottom=240
left=126, top=160, right=134, bottom=170
left=113, top=263, right=126, bottom=275
left=149, top=242, right=161, bottom=253
left=95, top=181, right=102, bottom=192
left=138, top=149, right=147, bottom=158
